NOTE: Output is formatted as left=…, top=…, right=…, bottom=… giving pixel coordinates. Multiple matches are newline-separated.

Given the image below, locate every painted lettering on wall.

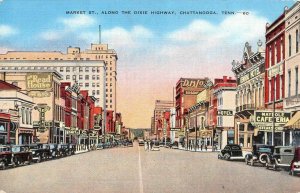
left=26, top=73, right=52, bottom=90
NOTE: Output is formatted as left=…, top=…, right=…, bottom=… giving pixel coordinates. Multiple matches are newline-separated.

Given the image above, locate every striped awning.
left=284, top=111, right=300, bottom=129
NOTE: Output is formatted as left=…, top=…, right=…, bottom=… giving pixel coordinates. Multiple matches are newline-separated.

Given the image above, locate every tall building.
left=265, top=10, right=286, bottom=109
left=153, top=100, right=174, bottom=140
left=175, top=78, right=207, bottom=129
left=0, top=43, right=118, bottom=118
left=284, top=2, right=300, bottom=146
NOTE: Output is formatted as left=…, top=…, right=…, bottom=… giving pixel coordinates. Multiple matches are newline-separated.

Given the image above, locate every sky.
left=0, top=0, right=297, bottom=128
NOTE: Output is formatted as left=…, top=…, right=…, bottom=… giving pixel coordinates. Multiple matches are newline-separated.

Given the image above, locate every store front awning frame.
left=284, top=111, right=300, bottom=129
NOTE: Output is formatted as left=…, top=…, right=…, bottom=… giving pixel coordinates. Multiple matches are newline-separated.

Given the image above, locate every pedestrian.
left=200, top=144, right=203, bottom=151
left=144, top=142, right=147, bottom=151
left=148, top=141, right=151, bottom=151
left=205, top=145, right=207, bottom=151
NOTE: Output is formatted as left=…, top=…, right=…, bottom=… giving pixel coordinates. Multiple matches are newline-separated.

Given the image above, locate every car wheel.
left=224, top=153, right=230, bottom=160
left=259, top=153, right=268, bottom=164
left=250, top=159, right=254, bottom=166
left=0, top=161, right=5, bottom=170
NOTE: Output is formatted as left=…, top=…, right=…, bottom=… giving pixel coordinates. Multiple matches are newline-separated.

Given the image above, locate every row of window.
left=288, top=67, right=299, bottom=97
left=21, top=108, right=32, bottom=125
left=77, top=82, right=100, bottom=88
left=66, top=75, right=100, bottom=80
left=288, top=30, right=299, bottom=57
left=60, top=67, right=101, bottom=73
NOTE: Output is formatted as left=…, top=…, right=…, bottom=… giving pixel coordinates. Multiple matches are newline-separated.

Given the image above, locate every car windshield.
left=29, top=145, right=38, bottom=149
left=12, top=146, right=21, bottom=152
left=49, top=144, right=56, bottom=149
left=258, top=147, right=272, bottom=153
left=0, top=147, right=9, bottom=152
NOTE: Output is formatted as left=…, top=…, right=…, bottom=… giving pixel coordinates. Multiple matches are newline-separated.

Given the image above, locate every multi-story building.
left=153, top=100, right=174, bottom=140
left=0, top=81, right=34, bottom=145
left=0, top=69, right=64, bottom=143
left=175, top=78, right=207, bottom=130
left=232, top=41, right=266, bottom=149
left=212, top=76, right=237, bottom=149
left=284, top=2, right=300, bottom=146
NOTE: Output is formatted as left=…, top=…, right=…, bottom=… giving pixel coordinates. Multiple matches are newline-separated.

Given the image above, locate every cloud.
left=39, top=15, right=95, bottom=41
left=0, top=25, right=17, bottom=37
left=60, top=15, right=95, bottom=29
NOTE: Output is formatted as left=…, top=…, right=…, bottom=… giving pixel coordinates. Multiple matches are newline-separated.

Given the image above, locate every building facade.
left=232, top=41, right=266, bottom=150
left=284, top=2, right=300, bottom=146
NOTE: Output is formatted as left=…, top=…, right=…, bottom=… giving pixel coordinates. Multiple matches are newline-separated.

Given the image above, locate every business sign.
left=255, top=111, right=291, bottom=125
left=217, top=110, right=234, bottom=116
left=181, top=78, right=206, bottom=88
left=184, top=90, right=199, bottom=95
left=26, top=73, right=52, bottom=90
left=34, top=104, right=51, bottom=133
left=28, top=91, right=51, bottom=98
left=257, top=125, right=283, bottom=132
left=170, top=127, right=181, bottom=131
left=238, top=67, right=260, bottom=84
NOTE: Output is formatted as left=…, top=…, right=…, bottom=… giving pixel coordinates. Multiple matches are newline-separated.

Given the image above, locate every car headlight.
left=32, top=152, right=35, bottom=154
left=253, top=156, right=257, bottom=159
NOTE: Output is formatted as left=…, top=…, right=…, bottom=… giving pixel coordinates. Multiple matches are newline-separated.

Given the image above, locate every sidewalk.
left=75, top=149, right=89, bottom=155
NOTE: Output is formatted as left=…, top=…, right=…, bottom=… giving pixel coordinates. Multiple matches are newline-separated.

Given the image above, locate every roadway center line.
left=138, top=144, right=144, bottom=193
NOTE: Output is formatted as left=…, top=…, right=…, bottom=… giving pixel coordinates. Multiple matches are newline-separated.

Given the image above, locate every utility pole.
left=195, top=109, right=198, bottom=152
left=272, top=84, right=275, bottom=146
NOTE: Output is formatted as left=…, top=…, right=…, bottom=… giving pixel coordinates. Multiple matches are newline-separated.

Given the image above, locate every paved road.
left=0, top=143, right=299, bottom=193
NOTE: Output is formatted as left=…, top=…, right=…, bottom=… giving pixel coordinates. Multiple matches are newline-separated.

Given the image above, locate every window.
left=97, top=75, right=100, bottom=80
left=85, top=67, right=89, bottom=72
left=73, top=67, right=76, bottom=72
left=269, top=80, right=272, bottom=102
left=110, top=105, right=112, bottom=108
left=274, top=77, right=276, bottom=101
left=296, top=30, right=299, bottom=53
left=66, top=67, right=70, bottom=72
left=97, top=90, right=100, bottom=95
left=79, top=67, right=83, bottom=72
left=288, top=70, right=291, bottom=97
left=275, top=42, right=277, bottom=63
left=97, top=83, right=100, bottom=87
left=79, top=75, right=83, bottom=80
left=60, top=67, right=63, bottom=72
left=85, top=75, right=89, bottom=80
left=92, top=75, right=95, bottom=80
left=289, top=34, right=292, bottom=57
left=269, top=47, right=272, bottom=66
left=92, top=90, right=95, bottom=95
left=92, top=83, right=95, bottom=87
left=110, top=94, right=112, bottom=97
left=72, top=75, right=76, bottom=80
left=85, top=83, right=89, bottom=87
left=92, top=67, right=95, bottom=72
left=79, top=83, right=83, bottom=87
left=66, top=75, right=70, bottom=80
left=281, top=39, right=284, bottom=61
left=296, top=67, right=299, bottom=95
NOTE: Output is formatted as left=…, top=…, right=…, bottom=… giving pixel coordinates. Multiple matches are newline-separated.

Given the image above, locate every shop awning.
left=284, top=111, right=300, bottom=129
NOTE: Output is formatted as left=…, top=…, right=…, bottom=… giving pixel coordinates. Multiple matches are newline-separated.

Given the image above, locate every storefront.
left=284, top=111, right=300, bottom=146
left=18, top=128, right=34, bottom=144
left=0, top=113, right=10, bottom=145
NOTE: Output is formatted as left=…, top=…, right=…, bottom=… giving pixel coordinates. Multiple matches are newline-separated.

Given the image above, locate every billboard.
left=255, top=111, right=291, bottom=125
left=26, top=73, right=52, bottom=90
left=181, top=78, right=206, bottom=88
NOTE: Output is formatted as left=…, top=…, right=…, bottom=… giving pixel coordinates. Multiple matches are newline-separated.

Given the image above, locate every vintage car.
left=290, top=147, right=300, bottom=176
left=138, top=139, right=144, bottom=146
left=152, top=141, right=160, bottom=151
left=11, top=145, right=32, bottom=166
left=266, top=146, right=295, bottom=171
left=127, top=140, right=133, bottom=147
left=49, top=143, right=59, bottom=158
left=68, top=144, right=76, bottom=155
left=57, top=144, right=69, bottom=157
left=0, top=145, right=12, bottom=169
left=245, top=144, right=274, bottom=166
left=29, top=143, right=50, bottom=163
left=218, top=144, right=244, bottom=160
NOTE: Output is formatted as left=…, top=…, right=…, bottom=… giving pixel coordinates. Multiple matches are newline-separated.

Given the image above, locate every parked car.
left=96, top=143, right=104, bottom=150
left=290, top=147, right=300, bottom=176
left=29, top=144, right=49, bottom=163
left=0, top=145, right=12, bottom=169
left=266, top=146, right=295, bottom=171
left=127, top=140, right=133, bottom=147
left=245, top=144, right=274, bottom=166
left=11, top=145, right=32, bottom=166
left=151, top=141, right=160, bottom=151
left=138, top=139, right=144, bottom=146
left=68, top=144, right=76, bottom=155
left=218, top=144, right=244, bottom=160
left=57, top=144, right=69, bottom=157
left=49, top=143, right=59, bottom=158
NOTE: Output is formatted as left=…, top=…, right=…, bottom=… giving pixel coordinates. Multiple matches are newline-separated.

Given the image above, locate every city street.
left=0, top=143, right=299, bottom=193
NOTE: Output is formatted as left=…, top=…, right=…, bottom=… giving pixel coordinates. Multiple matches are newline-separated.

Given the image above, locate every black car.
left=218, top=144, right=244, bottom=160
left=49, top=143, right=59, bottom=159
left=28, top=144, right=49, bottom=163
left=11, top=145, right=32, bottom=166
left=245, top=144, right=274, bottom=166
left=68, top=144, right=76, bottom=155
left=0, top=145, right=13, bottom=169
left=57, top=144, right=69, bottom=157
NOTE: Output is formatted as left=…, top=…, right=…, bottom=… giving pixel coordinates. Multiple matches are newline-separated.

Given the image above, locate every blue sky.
left=0, top=0, right=297, bottom=127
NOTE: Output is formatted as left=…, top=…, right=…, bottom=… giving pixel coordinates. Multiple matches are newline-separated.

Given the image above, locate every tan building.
left=0, top=69, right=64, bottom=143
left=0, top=43, right=117, bottom=119
left=153, top=100, right=174, bottom=140
left=284, top=2, right=300, bottom=146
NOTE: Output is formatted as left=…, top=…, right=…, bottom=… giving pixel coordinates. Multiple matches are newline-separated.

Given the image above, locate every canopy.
left=284, top=111, right=300, bottom=129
